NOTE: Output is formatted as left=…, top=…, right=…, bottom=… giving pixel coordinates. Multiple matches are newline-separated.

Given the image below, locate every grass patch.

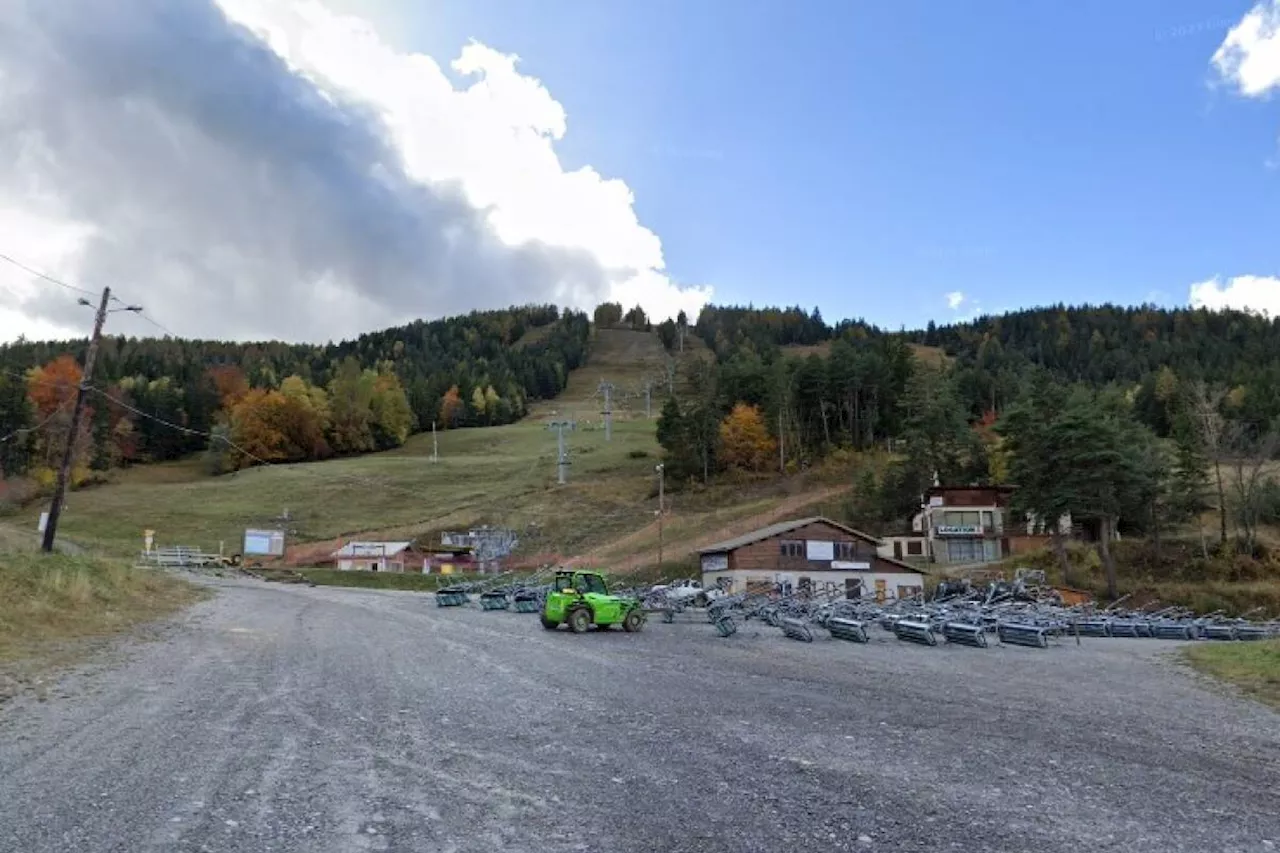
left=987, top=541, right=1280, bottom=615
left=1184, top=640, right=1280, bottom=708
left=0, top=550, right=205, bottom=664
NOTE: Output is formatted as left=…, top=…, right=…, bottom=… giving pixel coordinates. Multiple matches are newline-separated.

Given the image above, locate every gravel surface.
left=1, top=579, right=1278, bottom=853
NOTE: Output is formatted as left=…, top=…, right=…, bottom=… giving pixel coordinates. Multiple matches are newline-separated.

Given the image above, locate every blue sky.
left=340, top=0, right=1279, bottom=329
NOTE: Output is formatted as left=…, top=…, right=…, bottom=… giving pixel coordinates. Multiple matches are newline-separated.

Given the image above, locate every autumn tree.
left=280, top=374, right=331, bottom=433
left=228, top=388, right=330, bottom=466
left=483, top=385, right=501, bottom=425
left=470, top=386, right=487, bottom=423
left=370, top=371, right=412, bottom=448
left=439, top=385, right=464, bottom=428
left=27, top=355, right=92, bottom=472
left=327, top=357, right=375, bottom=454
left=718, top=403, right=776, bottom=472
left=208, top=365, right=250, bottom=409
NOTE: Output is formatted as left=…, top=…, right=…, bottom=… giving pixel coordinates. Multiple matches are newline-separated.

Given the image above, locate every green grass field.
left=33, top=415, right=666, bottom=559
left=1185, top=640, right=1280, bottom=708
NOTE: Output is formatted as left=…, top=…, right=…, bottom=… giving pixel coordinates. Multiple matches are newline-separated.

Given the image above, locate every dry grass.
left=906, top=343, right=951, bottom=367
left=1185, top=640, right=1280, bottom=708
left=0, top=550, right=205, bottom=664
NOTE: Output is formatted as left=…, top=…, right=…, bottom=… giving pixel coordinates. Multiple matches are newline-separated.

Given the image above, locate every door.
left=845, top=578, right=863, bottom=600
left=893, top=541, right=903, bottom=559
left=874, top=578, right=887, bottom=602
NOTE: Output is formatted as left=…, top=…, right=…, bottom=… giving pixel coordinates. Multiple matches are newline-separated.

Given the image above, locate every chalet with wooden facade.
left=697, top=517, right=926, bottom=601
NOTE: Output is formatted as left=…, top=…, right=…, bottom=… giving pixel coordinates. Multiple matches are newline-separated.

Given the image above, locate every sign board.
left=701, top=553, right=728, bottom=573
left=244, top=528, right=285, bottom=556
left=937, top=525, right=982, bottom=536
left=806, top=540, right=835, bottom=562
left=929, top=496, right=945, bottom=507
left=832, top=561, right=871, bottom=570
left=37, top=511, right=48, bottom=533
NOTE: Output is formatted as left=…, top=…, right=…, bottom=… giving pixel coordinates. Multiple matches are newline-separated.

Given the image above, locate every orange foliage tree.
left=208, top=365, right=250, bottom=409
left=439, top=385, right=463, bottom=428
left=228, top=388, right=330, bottom=467
left=28, top=354, right=81, bottom=417
left=27, top=355, right=93, bottom=471
left=718, top=403, right=777, bottom=472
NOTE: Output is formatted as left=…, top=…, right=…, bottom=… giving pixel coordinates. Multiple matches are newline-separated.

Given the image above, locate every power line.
left=0, top=252, right=95, bottom=297
left=0, top=252, right=170, bottom=338
left=109, top=294, right=177, bottom=338
left=0, top=398, right=74, bottom=444
left=134, top=311, right=177, bottom=338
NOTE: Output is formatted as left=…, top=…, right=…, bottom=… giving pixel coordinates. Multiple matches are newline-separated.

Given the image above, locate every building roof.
left=697, top=517, right=880, bottom=554
left=877, top=553, right=929, bottom=574
left=926, top=484, right=1016, bottom=496
left=331, top=541, right=414, bottom=558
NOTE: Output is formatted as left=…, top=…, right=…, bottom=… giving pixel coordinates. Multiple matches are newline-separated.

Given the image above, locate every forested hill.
left=0, top=306, right=589, bottom=480
left=690, top=303, right=1280, bottom=429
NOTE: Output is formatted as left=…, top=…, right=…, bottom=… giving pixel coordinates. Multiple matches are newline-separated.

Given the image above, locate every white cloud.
left=1212, top=1, right=1280, bottom=97
left=945, top=291, right=966, bottom=311
left=1189, top=274, right=1280, bottom=315
left=210, top=0, right=711, bottom=325
left=0, top=0, right=708, bottom=343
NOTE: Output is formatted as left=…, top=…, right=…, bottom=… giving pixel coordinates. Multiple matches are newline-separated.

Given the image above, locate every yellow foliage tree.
left=718, top=403, right=776, bottom=472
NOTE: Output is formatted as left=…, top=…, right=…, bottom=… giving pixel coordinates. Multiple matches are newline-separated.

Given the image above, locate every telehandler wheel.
left=567, top=607, right=592, bottom=634
left=540, top=616, right=559, bottom=631
left=622, top=610, right=644, bottom=633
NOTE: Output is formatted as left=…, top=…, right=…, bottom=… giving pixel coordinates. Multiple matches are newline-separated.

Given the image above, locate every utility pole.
left=431, top=421, right=439, bottom=462
left=656, top=463, right=665, bottom=567
left=666, top=360, right=675, bottom=395
left=599, top=381, right=614, bottom=441
left=548, top=420, right=575, bottom=484
left=42, top=287, right=140, bottom=553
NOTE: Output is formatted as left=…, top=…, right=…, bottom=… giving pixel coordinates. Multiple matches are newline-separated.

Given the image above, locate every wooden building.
left=698, top=516, right=926, bottom=601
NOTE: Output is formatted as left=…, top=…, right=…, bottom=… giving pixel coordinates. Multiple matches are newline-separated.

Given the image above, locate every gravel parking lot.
left=1, top=579, right=1278, bottom=853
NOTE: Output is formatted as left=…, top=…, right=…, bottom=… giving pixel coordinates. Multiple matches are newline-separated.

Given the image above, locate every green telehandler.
left=540, top=569, right=646, bottom=633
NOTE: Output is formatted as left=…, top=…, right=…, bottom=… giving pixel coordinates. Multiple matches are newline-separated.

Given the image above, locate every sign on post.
left=244, top=528, right=285, bottom=557
left=144, top=529, right=155, bottom=553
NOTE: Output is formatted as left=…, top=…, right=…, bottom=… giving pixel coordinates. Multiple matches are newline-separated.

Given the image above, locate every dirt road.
left=1, top=580, right=1277, bottom=852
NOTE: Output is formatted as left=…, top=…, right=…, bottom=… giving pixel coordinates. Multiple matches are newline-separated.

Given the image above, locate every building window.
left=834, top=541, right=858, bottom=560
left=945, top=539, right=983, bottom=563
left=906, top=540, right=923, bottom=556
left=897, top=585, right=923, bottom=600
left=942, top=510, right=982, bottom=526
left=779, top=540, right=803, bottom=557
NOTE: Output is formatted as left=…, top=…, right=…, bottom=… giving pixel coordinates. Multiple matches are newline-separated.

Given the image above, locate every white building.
left=331, top=541, right=422, bottom=573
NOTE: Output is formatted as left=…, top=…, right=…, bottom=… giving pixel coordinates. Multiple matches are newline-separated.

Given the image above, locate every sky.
left=0, top=0, right=1277, bottom=342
